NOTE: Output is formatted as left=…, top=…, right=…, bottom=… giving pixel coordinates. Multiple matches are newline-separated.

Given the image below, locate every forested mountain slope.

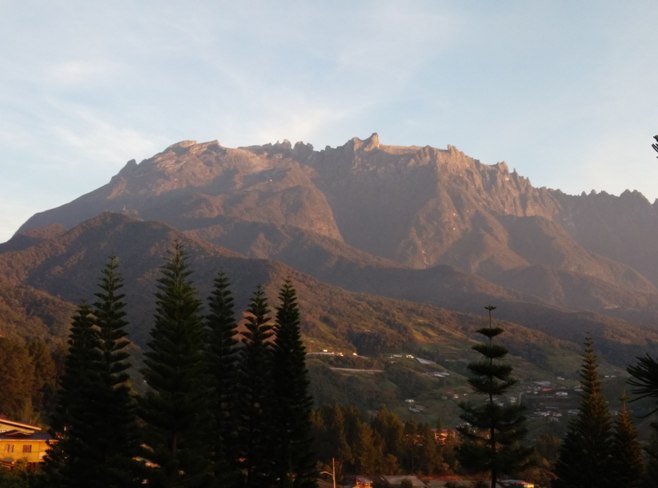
left=15, top=134, right=658, bottom=330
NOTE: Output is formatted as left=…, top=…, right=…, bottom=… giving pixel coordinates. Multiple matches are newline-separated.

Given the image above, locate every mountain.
left=7, top=133, right=658, bottom=418
left=16, top=134, right=658, bottom=325
left=6, top=211, right=658, bottom=368
left=9, top=134, right=658, bottom=421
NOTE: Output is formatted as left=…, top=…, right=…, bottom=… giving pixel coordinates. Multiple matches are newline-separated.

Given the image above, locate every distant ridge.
left=6, top=134, right=658, bottom=370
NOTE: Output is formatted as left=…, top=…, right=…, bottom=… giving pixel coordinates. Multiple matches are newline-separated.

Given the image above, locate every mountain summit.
left=14, top=134, right=658, bottom=333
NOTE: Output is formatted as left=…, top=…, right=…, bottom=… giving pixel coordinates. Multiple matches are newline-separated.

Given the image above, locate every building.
left=0, top=418, right=51, bottom=467
left=380, top=475, right=426, bottom=487
left=499, top=480, right=535, bottom=488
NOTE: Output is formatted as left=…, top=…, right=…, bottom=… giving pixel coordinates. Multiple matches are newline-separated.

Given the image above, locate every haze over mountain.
left=6, top=133, right=658, bottom=376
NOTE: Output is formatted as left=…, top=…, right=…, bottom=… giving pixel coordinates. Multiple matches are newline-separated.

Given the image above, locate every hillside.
left=6, top=134, right=658, bottom=418
left=16, top=134, right=658, bottom=329
left=4, top=212, right=658, bottom=368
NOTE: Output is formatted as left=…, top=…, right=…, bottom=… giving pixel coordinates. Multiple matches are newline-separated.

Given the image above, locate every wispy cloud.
left=45, top=59, right=119, bottom=86
left=45, top=103, right=165, bottom=170
left=2, top=0, right=658, bottom=243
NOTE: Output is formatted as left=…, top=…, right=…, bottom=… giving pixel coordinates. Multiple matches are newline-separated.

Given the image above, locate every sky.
left=2, top=1, right=658, bottom=242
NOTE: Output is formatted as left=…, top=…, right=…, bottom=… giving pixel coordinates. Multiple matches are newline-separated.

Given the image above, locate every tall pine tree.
left=205, top=271, right=241, bottom=487
left=271, top=280, right=318, bottom=488
left=457, top=305, right=530, bottom=488
left=238, top=285, right=276, bottom=488
left=553, top=337, right=613, bottom=488
left=609, top=396, right=644, bottom=487
left=42, top=303, right=100, bottom=488
left=43, top=258, right=138, bottom=488
left=91, top=256, right=140, bottom=488
left=311, top=404, right=353, bottom=478
left=140, top=243, right=212, bottom=487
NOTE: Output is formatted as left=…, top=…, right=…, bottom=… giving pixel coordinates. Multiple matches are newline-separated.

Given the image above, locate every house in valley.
left=0, top=418, right=51, bottom=467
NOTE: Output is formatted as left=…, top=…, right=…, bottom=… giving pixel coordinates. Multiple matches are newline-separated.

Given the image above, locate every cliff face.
left=17, top=134, right=658, bottom=314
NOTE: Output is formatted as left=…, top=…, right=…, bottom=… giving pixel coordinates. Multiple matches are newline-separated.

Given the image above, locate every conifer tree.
left=140, top=243, right=212, bottom=487
left=353, top=421, right=379, bottom=475
left=416, top=423, right=443, bottom=475
left=610, top=397, right=644, bottom=487
left=238, top=285, right=275, bottom=487
left=371, top=408, right=405, bottom=471
left=553, top=337, right=613, bottom=488
left=457, top=305, right=530, bottom=488
left=311, top=404, right=353, bottom=476
left=91, top=256, right=140, bottom=487
left=205, top=271, right=241, bottom=487
left=26, top=337, right=58, bottom=420
left=42, top=303, right=101, bottom=488
left=402, top=419, right=420, bottom=473
left=44, top=258, right=139, bottom=488
left=271, top=280, right=318, bottom=488
left=0, top=337, right=33, bottom=420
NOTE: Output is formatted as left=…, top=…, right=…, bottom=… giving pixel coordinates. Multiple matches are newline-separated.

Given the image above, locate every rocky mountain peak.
left=360, top=132, right=380, bottom=151
left=17, top=134, right=658, bottom=290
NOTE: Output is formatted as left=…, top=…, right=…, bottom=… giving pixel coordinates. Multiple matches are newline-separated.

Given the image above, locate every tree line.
left=0, top=336, right=62, bottom=423
left=35, top=243, right=316, bottom=488
left=448, top=307, right=658, bottom=488
left=6, top=244, right=658, bottom=487
left=311, top=404, right=459, bottom=478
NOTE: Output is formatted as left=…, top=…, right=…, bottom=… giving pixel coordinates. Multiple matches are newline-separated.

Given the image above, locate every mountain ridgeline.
left=5, top=133, right=658, bottom=375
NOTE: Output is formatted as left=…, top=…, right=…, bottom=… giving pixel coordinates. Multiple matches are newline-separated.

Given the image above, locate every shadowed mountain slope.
left=10, top=134, right=658, bottom=370
left=5, top=213, right=658, bottom=371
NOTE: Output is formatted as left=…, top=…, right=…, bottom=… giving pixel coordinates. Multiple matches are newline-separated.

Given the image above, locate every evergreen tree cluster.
left=553, top=337, right=645, bottom=488
left=311, top=404, right=456, bottom=478
left=6, top=247, right=658, bottom=488
left=456, top=306, right=531, bottom=488
left=0, top=336, right=62, bottom=423
left=41, top=245, right=317, bottom=488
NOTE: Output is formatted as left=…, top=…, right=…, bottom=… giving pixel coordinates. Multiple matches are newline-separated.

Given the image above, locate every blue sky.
left=2, top=1, right=658, bottom=242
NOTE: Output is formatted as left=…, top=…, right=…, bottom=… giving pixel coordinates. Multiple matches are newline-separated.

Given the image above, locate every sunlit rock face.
left=17, top=134, right=658, bottom=306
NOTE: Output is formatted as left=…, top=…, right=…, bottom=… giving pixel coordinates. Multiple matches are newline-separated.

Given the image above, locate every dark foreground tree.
left=42, top=303, right=100, bottom=488
left=628, top=353, right=658, bottom=411
left=271, top=280, right=318, bottom=488
left=205, top=271, right=241, bottom=487
left=43, top=257, right=139, bottom=488
left=140, top=243, right=212, bottom=487
left=91, top=257, right=140, bottom=487
left=553, top=337, right=613, bottom=488
left=627, top=353, right=658, bottom=488
left=457, top=305, right=530, bottom=488
left=238, top=285, right=276, bottom=487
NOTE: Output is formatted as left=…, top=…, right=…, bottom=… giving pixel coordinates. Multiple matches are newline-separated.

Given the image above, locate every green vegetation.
left=271, top=280, right=318, bottom=487
left=36, top=245, right=318, bottom=488
left=42, top=257, right=140, bottom=488
left=457, top=306, right=531, bottom=488
left=0, top=336, right=60, bottom=423
left=4, top=246, right=658, bottom=488
left=205, top=271, right=241, bottom=486
left=554, top=338, right=644, bottom=488
left=311, top=404, right=455, bottom=477
left=139, top=243, right=213, bottom=486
